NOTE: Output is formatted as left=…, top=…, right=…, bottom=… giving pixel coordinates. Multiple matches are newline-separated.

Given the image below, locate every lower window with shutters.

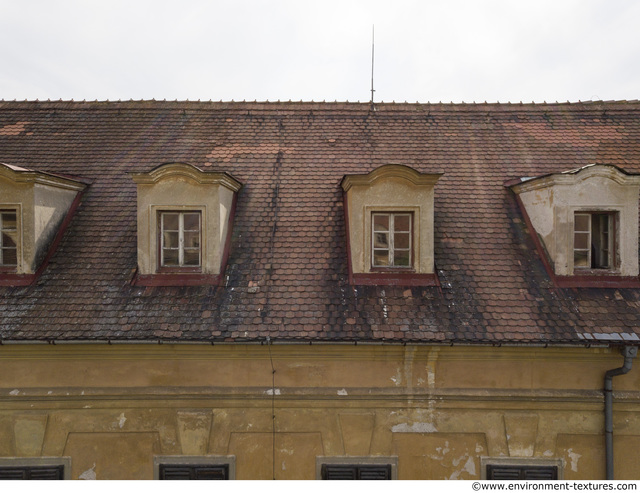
left=317, top=457, right=397, bottom=480
left=154, top=456, right=235, bottom=480
left=482, top=458, right=563, bottom=480
left=0, top=458, right=70, bottom=480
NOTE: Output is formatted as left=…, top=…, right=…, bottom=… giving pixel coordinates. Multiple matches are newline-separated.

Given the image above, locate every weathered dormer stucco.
left=341, top=164, right=442, bottom=285
left=0, top=162, right=86, bottom=276
left=510, top=164, right=640, bottom=277
left=131, top=163, right=242, bottom=285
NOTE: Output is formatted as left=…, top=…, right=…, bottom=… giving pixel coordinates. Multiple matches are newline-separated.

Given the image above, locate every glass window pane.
left=394, top=250, right=410, bottom=266
left=184, top=231, right=200, bottom=248
left=373, top=250, right=389, bottom=266
left=183, top=250, right=200, bottom=266
left=2, top=232, right=16, bottom=248
left=183, top=213, right=200, bottom=230
left=163, top=231, right=179, bottom=248
left=395, top=232, right=410, bottom=249
left=373, top=214, right=389, bottom=232
left=373, top=232, right=389, bottom=249
left=394, top=214, right=411, bottom=231
left=2, top=248, right=17, bottom=265
left=162, top=213, right=179, bottom=231
left=574, top=214, right=589, bottom=232
left=162, top=249, right=179, bottom=266
left=1, top=212, right=17, bottom=230
left=574, top=232, right=589, bottom=250
left=574, top=250, right=589, bottom=268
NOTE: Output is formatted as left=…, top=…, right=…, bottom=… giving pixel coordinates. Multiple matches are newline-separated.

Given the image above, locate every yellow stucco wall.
left=0, top=344, right=639, bottom=480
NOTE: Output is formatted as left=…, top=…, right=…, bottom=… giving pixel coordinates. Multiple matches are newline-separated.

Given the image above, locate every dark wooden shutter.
left=487, top=464, right=557, bottom=480
left=0, top=465, right=64, bottom=480
left=159, top=464, right=228, bottom=480
left=321, top=464, right=391, bottom=480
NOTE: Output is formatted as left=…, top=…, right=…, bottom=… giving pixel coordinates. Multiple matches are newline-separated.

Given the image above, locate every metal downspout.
left=604, top=346, right=637, bottom=480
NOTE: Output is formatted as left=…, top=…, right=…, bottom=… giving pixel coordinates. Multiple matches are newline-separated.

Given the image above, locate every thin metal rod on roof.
left=370, top=25, right=375, bottom=104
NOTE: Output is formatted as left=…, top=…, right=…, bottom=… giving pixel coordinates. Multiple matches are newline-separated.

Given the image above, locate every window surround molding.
left=131, top=163, right=242, bottom=286
left=0, top=457, right=72, bottom=480
left=509, top=164, right=640, bottom=288
left=480, top=457, right=563, bottom=480
left=0, top=162, right=87, bottom=286
left=153, top=455, right=235, bottom=480
left=316, top=456, right=398, bottom=480
left=341, top=164, right=442, bottom=286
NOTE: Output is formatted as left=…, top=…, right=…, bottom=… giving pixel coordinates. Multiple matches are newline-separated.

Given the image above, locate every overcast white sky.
left=1, top=0, right=638, bottom=103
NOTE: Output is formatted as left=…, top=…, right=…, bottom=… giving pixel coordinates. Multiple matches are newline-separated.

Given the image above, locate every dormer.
left=0, top=162, right=87, bottom=285
left=341, top=164, right=442, bottom=286
left=131, top=163, right=242, bottom=286
left=509, top=164, right=640, bottom=287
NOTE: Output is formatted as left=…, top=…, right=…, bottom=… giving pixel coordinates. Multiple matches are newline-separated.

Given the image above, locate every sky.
left=0, top=0, right=639, bottom=104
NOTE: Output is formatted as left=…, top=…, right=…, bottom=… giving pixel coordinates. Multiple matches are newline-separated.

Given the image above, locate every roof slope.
left=1, top=100, right=640, bottom=344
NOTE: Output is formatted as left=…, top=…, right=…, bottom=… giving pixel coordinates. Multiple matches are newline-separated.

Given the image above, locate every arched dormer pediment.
left=131, top=162, right=242, bottom=192
left=341, top=164, right=442, bottom=192
left=341, top=165, right=442, bottom=285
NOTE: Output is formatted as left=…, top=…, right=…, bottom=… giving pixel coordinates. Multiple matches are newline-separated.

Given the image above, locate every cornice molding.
left=0, top=162, right=87, bottom=191
left=341, top=164, right=442, bottom=192
left=131, top=162, right=243, bottom=192
left=510, top=163, right=640, bottom=194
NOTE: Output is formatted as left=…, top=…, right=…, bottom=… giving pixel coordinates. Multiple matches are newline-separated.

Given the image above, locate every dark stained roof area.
left=1, top=100, right=640, bottom=344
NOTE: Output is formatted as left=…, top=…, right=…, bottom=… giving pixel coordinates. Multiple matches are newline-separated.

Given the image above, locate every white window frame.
left=371, top=212, right=413, bottom=268
left=0, top=207, right=19, bottom=269
left=573, top=211, right=617, bottom=271
left=159, top=211, right=202, bottom=269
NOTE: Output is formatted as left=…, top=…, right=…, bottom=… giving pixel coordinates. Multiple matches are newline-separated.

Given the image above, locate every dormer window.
left=573, top=212, right=616, bottom=270
left=0, top=210, right=18, bottom=269
left=0, top=163, right=86, bottom=285
left=131, top=163, right=242, bottom=286
left=372, top=212, right=412, bottom=268
left=509, top=164, right=640, bottom=287
left=160, top=211, right=201, bottom=269
left=341, top=165, right=442, bottom=286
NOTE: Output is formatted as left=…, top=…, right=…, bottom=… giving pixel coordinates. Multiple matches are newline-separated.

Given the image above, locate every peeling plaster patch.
left=118, top=413, right=127, bottom=429
left=47, top=391, right=53, bottom=395
left=449, top=455, right=475, bottom=480
left=282, top=461, right=286, bottom=471
left=475, top=444, right=484, bottom=454
left=81, top=391, right=85, bottom=395
left=79, top=463, right=96, bottom=480
left=543, top=450, right=553, bottom=457
left=567, top=448, right=581, bottom=472
left=9, top=389, right=19, bottom=396
left=83, top=405, right=92, bottom=409
left=265, top=388, right=281, bottom=395
left=337, top=389, right=348, bottom=396
left=391, top=422, right=437, bottom=433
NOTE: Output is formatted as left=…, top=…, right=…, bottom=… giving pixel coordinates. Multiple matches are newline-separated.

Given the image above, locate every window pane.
left=162, top=213, right=179, bottom=231
left=574, top=214, right=589, bottom=232
left=373, top=232, right=389, bottom=249
left=373, top=214, right=389, bottom=232
left=184, top=231, right=200, bottom=248
left=2, top=248, right=17, bottom=265
left=2, top=232, right=17, bottom=248
left=183, top=213, right=200, bottom=231
left=574, top=232, right=588, bottom=250
left=183, top=250, right=200, bottom=266
left=163, top=232, right=179, bottom=249
left=394, top=250, right=410, bottom=266
left=373, top=250, right=389, bottom=266
left=1, top=212, right=17, bottom=229
left=394, top=214, right=410, bottom=231
left=574, top=250, right=588, bottom=268
left=162, top=249, right=179, bottom=266
left=394, top=232, right=410, bottom=249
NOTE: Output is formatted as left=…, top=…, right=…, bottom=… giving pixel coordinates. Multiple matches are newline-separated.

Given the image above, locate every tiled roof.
left=1, top=100, right=640, bottom=344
